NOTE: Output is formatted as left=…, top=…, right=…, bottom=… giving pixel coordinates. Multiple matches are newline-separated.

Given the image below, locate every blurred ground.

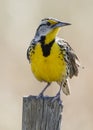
left=0, top=0, right=93, bottom=130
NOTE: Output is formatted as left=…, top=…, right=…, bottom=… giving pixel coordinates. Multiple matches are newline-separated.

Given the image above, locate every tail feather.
left=62, top=79, right=70, bottom=95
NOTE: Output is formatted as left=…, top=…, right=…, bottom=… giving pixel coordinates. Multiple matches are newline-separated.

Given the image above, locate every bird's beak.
left=52, top=21, right=71, bottom=29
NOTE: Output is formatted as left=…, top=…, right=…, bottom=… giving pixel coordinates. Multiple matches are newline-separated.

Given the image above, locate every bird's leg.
left=37, top=82, right=51, bottom=98
left=52, top=85, right=62, bottom=104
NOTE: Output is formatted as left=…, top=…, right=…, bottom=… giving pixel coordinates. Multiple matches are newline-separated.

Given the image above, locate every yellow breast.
left=30, top=42, right=67, bottom=83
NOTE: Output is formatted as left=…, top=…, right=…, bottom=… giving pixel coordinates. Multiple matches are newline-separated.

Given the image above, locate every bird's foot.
left=36, top=92, right=44, bottom=99
left=52, top=92, right=62, bottom=105
left=36, top=83, right=51, bottom=99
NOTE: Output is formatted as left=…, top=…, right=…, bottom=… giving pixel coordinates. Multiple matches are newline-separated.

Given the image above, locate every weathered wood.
left=22, top=95, right=63, bottom=130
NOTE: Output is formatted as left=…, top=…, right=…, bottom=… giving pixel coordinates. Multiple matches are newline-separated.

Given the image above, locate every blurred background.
left=0, top=0, right=93, bottom=130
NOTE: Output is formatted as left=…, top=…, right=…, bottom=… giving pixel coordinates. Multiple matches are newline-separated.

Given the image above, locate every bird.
left=27, top=17, right=79, bottom=99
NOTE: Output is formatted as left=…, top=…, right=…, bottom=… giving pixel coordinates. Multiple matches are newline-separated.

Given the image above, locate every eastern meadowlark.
left=27, top=18, right=79, bottom=98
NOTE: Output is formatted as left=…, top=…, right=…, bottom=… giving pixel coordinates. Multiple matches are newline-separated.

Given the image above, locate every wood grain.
left=22, top=95, right=63, bottom=130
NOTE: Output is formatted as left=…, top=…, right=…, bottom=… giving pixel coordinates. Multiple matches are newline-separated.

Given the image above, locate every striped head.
left=34, top=17, right=71, bottom=42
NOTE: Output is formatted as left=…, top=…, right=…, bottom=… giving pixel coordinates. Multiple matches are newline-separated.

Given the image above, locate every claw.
left=36, top=92, right=44, bottom=99
left=52, top=92, right=62, bottom=104
left=52, top=86, right=62, bottom=105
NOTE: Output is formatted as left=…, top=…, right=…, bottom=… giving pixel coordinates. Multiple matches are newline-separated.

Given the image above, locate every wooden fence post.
left=22, top=95, right=63, bottom=130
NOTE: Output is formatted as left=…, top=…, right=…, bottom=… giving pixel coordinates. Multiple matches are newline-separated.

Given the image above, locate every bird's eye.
left=47, top=22, right=51, bottom=26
